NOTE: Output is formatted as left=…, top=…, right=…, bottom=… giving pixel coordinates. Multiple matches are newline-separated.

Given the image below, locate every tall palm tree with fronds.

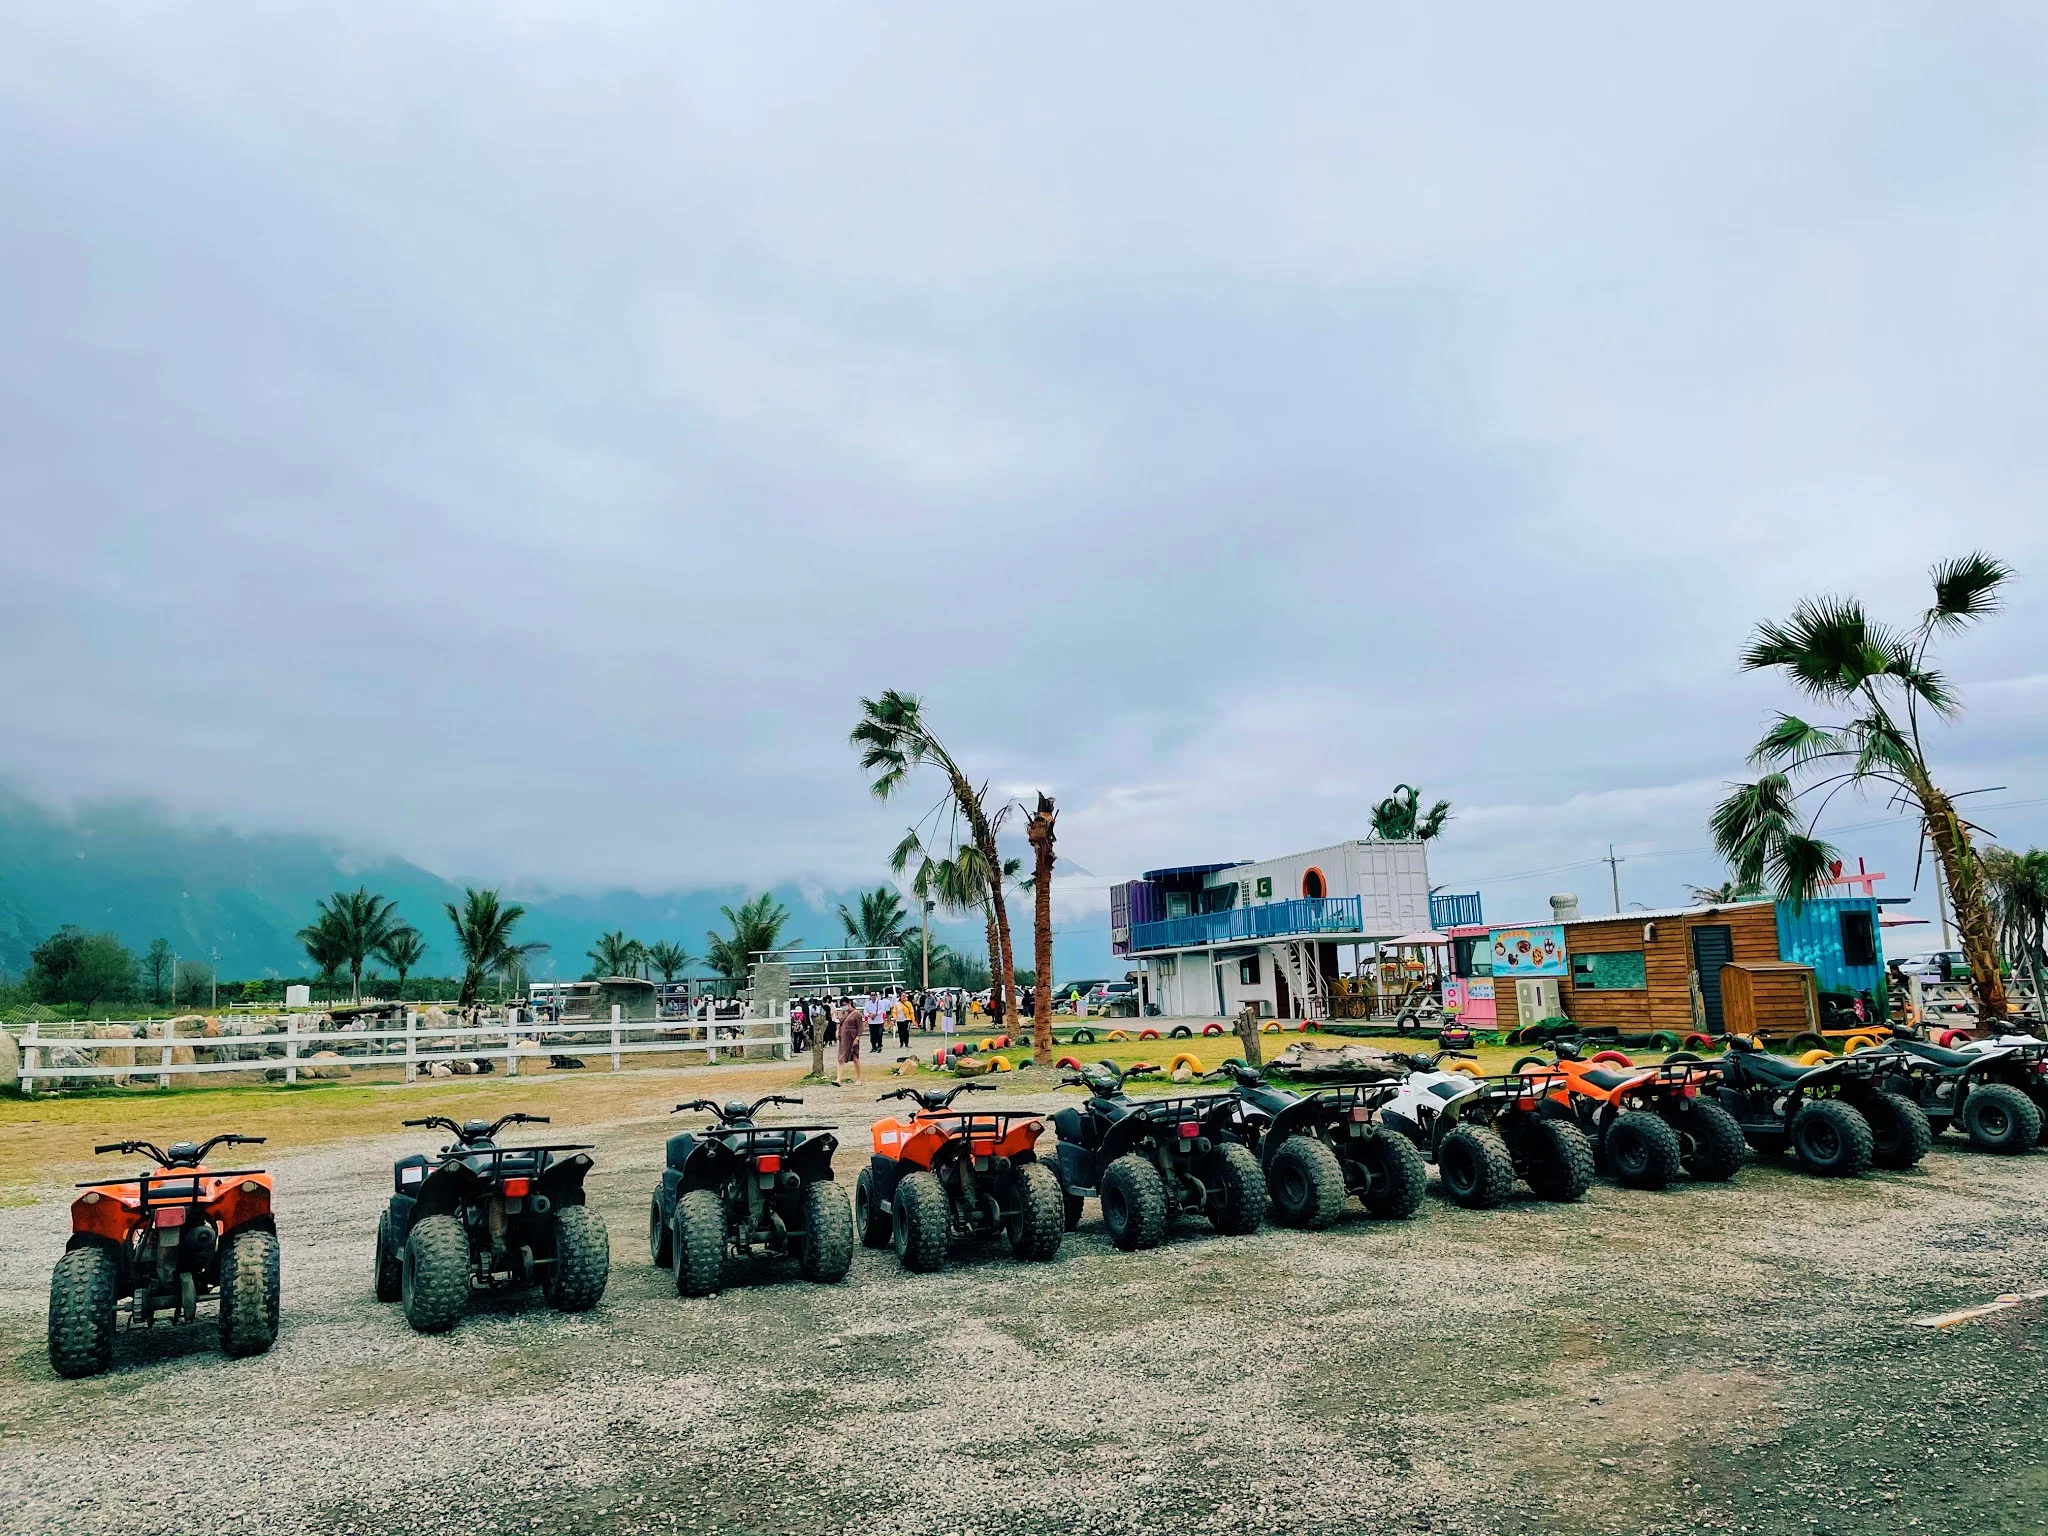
left=445, top=888, right=549, bottom=1010
left=1711, top=551, right=2015, bottom=1023
left=703, top=893, right=801, bottom=989
left=1369, top=785, right=1452, bottom=842
left=299, top=917, right=348, bottom=1004
left=892, top=828, right=1019, bottom=1013
left=1023, top=792, right=1058, bottom=1065
left=645, top=940, right=693, bottom=983
left=375, top=926, right=428, bottom=1001
left=838, top=887, right=913, bottom=948
left=297, top=887, right=403, bottom=1002
left=586, top=930, right=646, bottom=979
left=853, top=691, right=1020, bottom=1030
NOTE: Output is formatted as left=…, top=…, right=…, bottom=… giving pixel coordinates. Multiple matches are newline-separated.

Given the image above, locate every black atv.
left=1050, top=1061, right=1267, bottom=1250
left=653, top=1096, right=852, bottom=1297
left=1714, top=1039, right=1929, bottom=1177
left=1215, top=1062, right=1428, bottom=1228
left=1374, top=1051, right=1595, bottom=1208
left=1867, top=1028, right=2045, bottom=1152
left=375, top=1113, right=608, bottom=1333
left=853, top=1082, right=1066, bottom=1271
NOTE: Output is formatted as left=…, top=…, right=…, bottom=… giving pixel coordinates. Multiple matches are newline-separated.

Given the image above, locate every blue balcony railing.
left=1129, top=895, right=1364, bottom=953
left=1429, top=892, right=1483, bottom=929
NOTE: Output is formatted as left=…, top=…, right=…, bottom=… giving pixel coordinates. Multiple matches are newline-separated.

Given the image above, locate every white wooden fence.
left=12, top=1006, right=791, bottom=1095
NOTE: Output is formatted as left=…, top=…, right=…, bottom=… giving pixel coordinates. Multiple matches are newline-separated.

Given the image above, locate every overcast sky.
left=3, top=4, right=2045, bottom=956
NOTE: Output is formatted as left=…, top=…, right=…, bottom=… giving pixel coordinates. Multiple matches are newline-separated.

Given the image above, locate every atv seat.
left=1900, top=1041, right=1986, bottom=1069
left=1578, top=1068, right=1638, bottom=1091
left=1051, top=1107, right=1097, bottom=1150
left=1737, top=1052, right=1816, bottom=1086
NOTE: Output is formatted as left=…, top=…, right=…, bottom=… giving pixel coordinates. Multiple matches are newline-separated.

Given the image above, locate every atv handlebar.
left=1385, top=1049, right=1472, bottom=1072
left=671, top=1094, right=806, bottom=1124
left=94, top=1133, right=265, bottom=1167
left=402, top=1113, right=548, bottom=1144
left=880, top=1082, right=996, bottom=1111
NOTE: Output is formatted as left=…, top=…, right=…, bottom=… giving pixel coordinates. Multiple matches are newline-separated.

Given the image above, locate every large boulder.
left=0, top=1028, right=20, bottom=1090
left=299, top=1050, right=352, bottom=1081
left=1264, top=1041, right=1402, bottom=1078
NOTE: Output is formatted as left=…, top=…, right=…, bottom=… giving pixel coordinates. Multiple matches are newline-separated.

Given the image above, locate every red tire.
left=1935, top=1028, right=1967, bottom=1048
left=1589, top=1050, right=1635, bottom=1068
left=1055, top=1055, right=1082, bottom=1071
left=1138, top=1028, right=1160, bottom=1041
left=1202, top=1023, right=1224, bottom=1037
left=1682, top=1034, right=1712, bottom=1051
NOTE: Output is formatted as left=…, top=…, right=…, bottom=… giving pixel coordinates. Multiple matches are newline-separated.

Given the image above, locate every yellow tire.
left=1843, top=1034, right=1879, bottom=1054
left=1796, top=1048, right=1835, bottom=1066
left=1261, top=1022, right=1281, bottom=1034
left=1167, top=1052, right=1204, bottom=1075
left=987, top=1055, right=1013, bottom=1072
left=1445, top=1061, right=1483, bottom=1078
left=1107, top=1030, right=1129, bottom=1042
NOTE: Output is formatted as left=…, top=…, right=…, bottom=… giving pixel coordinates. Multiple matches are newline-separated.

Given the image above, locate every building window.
left=1155, top=956, right=1176, bottom=980
left=1302, top=867, right=1326, bottom=899
left=1238, top=953, right=1261, bottom=986
left=1453, top=936, right=1492, bottom=978
left=1571, top=951, right=1648, bottom=991
left=1840, top=909, right=1877, bottom=968
left=1167, top=892, right=1191, bottom=919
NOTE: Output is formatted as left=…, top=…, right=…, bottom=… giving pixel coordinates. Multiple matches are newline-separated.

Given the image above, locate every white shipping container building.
left=1108, top=839, right=1433, bottom=1020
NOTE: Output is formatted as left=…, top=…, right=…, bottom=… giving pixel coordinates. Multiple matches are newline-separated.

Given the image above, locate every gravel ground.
left=1, top=1070, right=2045, bottom=1536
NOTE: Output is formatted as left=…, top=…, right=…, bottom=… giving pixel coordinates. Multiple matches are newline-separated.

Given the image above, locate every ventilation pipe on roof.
left=1550, top=892, right=1582, bottom=923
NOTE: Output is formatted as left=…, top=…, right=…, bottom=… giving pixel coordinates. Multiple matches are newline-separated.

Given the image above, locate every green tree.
left=297, top=887, right=403, bottom=1003
left=897, top=930, right=951, bottom=992
left=142, top=938, right=174, bottom=1005
left=28, top=927, right=139, bottom=1012
left=1710, top=551, right=2015, bottom=1023
left=703, top=893, right=801, bottom=988
left=853, top=690, right=1021, bottom=1030
left=837, top=886, right=912, bottom=948
left=444, top=888, right=549, bottom=1009
left=174, top=957, right=215, bottom=1007
left=586, top=930, right=647, bottom=978
left=1985, top=846, right=2048, bottom=1001
left=1369, top=785, right=1452, bottom=842
left=646, top=941, right=693, bottom=982
left=1684, top=874, right=1767, bottom=904
left=376, top=926, right=428, bottom=1000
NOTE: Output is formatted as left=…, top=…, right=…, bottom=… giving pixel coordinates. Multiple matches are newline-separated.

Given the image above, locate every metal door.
left=1692, top=925, right=1734, bottom=1031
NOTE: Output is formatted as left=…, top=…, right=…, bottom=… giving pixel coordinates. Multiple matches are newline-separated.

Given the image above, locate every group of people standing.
left=789, top=988, right=973, bottom=1085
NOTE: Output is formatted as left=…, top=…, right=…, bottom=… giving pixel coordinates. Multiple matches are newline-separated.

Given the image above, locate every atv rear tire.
left=1670, top=1100, right=1745, bottom=1182
left=1865, top=1091, right=1933, bottom=1170
left=1205, top=1141, right=1268, bottom=1236
left=47, top=1245, right=118, bottom=1379
left=1007, top=1162, right=1066, bottom=1262
left=648, top=1195, right=673, bottom=1267
left=1789, top=1099, right=1873, bottom=1178
left=1436, top=1126, right=1516, bottom=1209
left=219, top=1228, right=282, bottom=1357
left=375, top=1209, right=403, bottom=1301
left=891, top=1169, right=952, bottom=1273
left=1605, top=1110, right=1682, bottom=1191
left=854, top=1168, right=893, bottom=1249
left=1357, top=1129, right=1429, bottom=1220
left=673, top=1189, right=725, bottom=1297
left=800, top=1180, right=855, bottom=1283
left=544, top=1205, right=610, bottom=1311
left=1100, top=1155, right=1168, bottom=1250
left=1960, top=1082, right=2042, bottom=1154
left=1521, top=1118, right=1595, bottom=1202
left=401, top=1215, right=471, bottom=1334
left=1269, top=1136, right=1346, bottom=1230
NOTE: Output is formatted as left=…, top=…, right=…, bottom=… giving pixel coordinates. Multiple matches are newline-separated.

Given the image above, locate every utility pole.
left=1605, top=845, right=1626, bottom=914
left=210, top=947, right=220, bottom=1010
left=921, top=899, right=933, bottom=989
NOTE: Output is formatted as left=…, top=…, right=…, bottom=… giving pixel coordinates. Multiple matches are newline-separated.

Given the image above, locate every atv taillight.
left=501, top=1177, right=531, bottom=1198
left=1176, top=1120, right=1200, bottom=1140
left=1682, top=1084, right=1699, bottom=1097
left=151, top=1205, right=187, bottom=1228
left=754, top=1154, right=783, bottom=1175
left=1349, top=1105, right=1372, bottom=1123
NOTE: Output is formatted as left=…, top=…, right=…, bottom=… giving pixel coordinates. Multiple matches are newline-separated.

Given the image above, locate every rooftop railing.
left=1130, top=895, right=1365, bottom=953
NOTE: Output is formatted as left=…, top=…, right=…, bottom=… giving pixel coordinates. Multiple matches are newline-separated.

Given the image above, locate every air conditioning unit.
left=1516, top=977, right=1562, bottom=1024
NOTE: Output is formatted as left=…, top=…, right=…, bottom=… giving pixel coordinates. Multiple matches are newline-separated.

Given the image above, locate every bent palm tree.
left=375, top=926, right=428, bottom=1000
left=1710, top=551, right=2015, bottom=1023
left=1685, top=875, right=1766, bottom=905
left=445, top=888, right=549, bottom=1010
left=1024, top=792, right=1058, bottom=1065
left=838, top=886, right=912, bottom=949
left=853, top=691, right=1020, bottom=1030
left=297, top=888, right=403, bottom=1002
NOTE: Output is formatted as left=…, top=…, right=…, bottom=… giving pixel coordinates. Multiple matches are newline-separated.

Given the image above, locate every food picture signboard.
left=1490, top=925, right=1567, bottom=978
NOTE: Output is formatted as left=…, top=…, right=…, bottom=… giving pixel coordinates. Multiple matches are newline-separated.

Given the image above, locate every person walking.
left=835, top=998, right=862, bottom=1085
left=895, top=990, right=912, bottom=1051
left=868, top=992, right=886, bottom=1055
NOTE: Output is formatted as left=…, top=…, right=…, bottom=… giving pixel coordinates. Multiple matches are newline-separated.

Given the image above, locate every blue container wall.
left=1774, top=897, right=1884, bottom=997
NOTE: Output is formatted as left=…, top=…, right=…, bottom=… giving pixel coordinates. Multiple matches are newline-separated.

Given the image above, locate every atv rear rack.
left=1123, top=1092, right=1239, bottom=1120
left=76, top=1168, right=266, bottom=1189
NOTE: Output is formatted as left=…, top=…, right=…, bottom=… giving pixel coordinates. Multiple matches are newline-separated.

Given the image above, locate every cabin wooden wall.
left=1493, top=903, right=1781, bottom=1035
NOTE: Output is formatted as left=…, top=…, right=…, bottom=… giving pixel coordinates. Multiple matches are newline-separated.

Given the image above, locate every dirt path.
left=1, top=1073, right=2044, bottom=1536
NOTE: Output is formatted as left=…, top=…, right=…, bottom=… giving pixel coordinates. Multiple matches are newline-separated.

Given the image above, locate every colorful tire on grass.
left=1589, top=1050, right=1635, bottom=1068
left=987, top=1055, right=1013, bottom=1072
left=1445, top=1062, right=1483, bottom=1078
left=1261, top=1022, right=1282, bottom=1034
left=1054, top=1055, right=1082, bottom=1071
left=1934, top=1028, right=1967, bottom=1048
left=1202, top=1023, right=1225, bottom=1037
left=1842, top=1034, right=1879, bottom=1054
left=1682, top=1033, right=1713, bottom=1051
left=1071, top=1029, right=1096, bottom=1045
left=1107, top=1030, right=1130, bottom=1042
left=1170, top=1025, right=1193, bottom=1039
left=1647, top=1032, right=1680, bottom=1053
left=1796, top=1047, right=1835, bottom=1066
left=1166, top=1052, right=1204, bottom=1075
left=1138, top=1028, right=1161, bottom=1041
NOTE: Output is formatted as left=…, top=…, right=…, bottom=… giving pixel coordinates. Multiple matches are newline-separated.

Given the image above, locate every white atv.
left=1374, top=1050, right=1593, bottom=1208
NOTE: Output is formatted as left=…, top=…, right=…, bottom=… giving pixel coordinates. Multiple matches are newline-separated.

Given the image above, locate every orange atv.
left=1514, top=1039, right=1745, bottom=1189
left=49, top=1134, right=280, bottom=1378
left=854, top=1082, right=1066, bottom=1272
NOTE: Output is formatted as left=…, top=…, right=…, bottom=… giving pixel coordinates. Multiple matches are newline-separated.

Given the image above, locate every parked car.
left=1894, top=951, right=1970, bottom=983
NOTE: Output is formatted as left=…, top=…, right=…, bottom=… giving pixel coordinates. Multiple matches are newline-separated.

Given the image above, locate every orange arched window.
left=1302, top=867, right=1326, bottom=899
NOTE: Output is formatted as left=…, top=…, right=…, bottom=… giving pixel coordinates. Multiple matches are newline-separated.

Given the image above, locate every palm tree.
left=1370, top=785, right=1452, bottom=842
left=838, top=887, right=913, bottom=948
left=586, top=930, right=646, bottom=979
left=444, top=888, right=549, bottom=1010
left=375, top=926, right=428, bottom=1001
left=852, top=691, right=1020, bottom=1030
left=1985, top=846, right=2048, bottom=1009
left=299, top=918, right=348, bottom=1004
left=897, top=930, right=951, bottom=992
left=1710, top=551, right=2014, bottom=1022
left=892, top=828, right=1019, bottom=1015
left=1023, top=792, right=1058, bottom=1065
left=296, top=888, right=403, bottom=1002
left=1685, top=875, right=1767, bottom=905
left=703, top=893, right=801, bottom=989
left=645, top=940, right=693, bottom=983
